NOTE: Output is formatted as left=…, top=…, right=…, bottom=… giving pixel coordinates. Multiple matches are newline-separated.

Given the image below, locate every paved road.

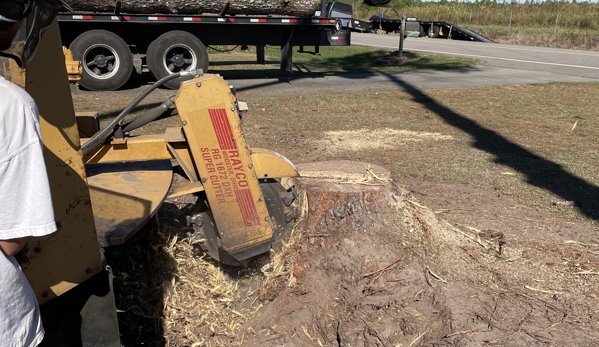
left=352, top=32, right=599, bottom=80
left=229, top=34, right=599, bottom=97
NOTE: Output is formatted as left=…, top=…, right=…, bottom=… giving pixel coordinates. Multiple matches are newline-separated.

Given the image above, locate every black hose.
left=81, top=70, right=196, bottom=156
left=121, top=96, right=175, bottom=134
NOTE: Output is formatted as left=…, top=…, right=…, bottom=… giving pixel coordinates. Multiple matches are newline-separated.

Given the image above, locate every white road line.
left=354, top=42, right=599, bottom=70
left=353, top=34, right=599, bottom=57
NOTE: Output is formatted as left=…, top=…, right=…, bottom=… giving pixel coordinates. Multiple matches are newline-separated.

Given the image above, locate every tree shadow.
left=379, top=71, right=599, bottom=221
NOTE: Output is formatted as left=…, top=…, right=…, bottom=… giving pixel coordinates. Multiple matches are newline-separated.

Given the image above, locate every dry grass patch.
left=242, top=82, right=599, bottom=221
left=317, top=128, right=453, bottom=152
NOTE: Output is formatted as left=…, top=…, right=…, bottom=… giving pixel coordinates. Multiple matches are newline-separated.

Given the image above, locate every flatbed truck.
left=57, top=5, right=351, bottom=91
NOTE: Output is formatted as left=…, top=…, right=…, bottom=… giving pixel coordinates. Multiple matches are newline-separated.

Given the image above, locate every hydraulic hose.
left=121, top=96, right=175, bottom=134
left=81, top=70, right=197, bottom=157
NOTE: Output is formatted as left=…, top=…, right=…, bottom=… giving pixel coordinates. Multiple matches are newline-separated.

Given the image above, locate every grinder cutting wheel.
left=188, top=179, right=298, bottom=266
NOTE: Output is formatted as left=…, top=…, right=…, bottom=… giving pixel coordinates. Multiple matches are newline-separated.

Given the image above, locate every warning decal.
left=204, top=108, right=261, bottom=227
left=235, top=189, right=261, bottom=226
left=209, top=108, right=236, bottom=150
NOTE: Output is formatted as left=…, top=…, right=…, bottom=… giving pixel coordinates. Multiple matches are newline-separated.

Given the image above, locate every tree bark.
left=68, top=0, right=320, bottom=17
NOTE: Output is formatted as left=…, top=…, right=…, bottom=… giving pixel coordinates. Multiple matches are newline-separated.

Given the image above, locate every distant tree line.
left=343, top=0, right=599, bottom=30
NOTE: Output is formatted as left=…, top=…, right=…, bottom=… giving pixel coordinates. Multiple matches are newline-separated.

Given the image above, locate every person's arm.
left=0, top=238, right=27, bottom=257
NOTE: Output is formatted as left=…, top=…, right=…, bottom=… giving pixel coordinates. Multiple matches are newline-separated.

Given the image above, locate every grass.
left=240, top=82, right=599, bottom=222
left=207, top=45, right=481, bottom=79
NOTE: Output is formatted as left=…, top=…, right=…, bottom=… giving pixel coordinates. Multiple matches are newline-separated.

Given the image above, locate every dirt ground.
left=75, top=77, right=599, bottom=346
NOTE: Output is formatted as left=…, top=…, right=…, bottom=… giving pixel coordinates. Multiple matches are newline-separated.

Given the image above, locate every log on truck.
left=68, top=0, right=320, bottom=17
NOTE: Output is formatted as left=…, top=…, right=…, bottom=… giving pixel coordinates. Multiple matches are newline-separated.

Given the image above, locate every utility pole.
left=398, top=15, right=405, bottom=59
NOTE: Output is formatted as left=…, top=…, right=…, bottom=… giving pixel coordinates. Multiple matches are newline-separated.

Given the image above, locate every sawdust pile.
left=318, top=128, right=453, bottom=152
left=161, top=236, right=261, bottom=345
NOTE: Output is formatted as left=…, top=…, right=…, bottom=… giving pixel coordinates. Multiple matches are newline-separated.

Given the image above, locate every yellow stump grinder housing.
left=0, top=19, right=298, bottom=346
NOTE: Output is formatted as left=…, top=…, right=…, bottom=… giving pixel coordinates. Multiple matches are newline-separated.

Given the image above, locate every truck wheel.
left=146, top=31, right=209, bottom=90
left=70, top=30, right=133, bottom=91
left=429, top=25, right=440, bottom=38
left=418, top=25, right=425, bottom=37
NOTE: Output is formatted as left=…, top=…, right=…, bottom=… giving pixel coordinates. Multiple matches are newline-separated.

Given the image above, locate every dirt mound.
left=107, top=161, right=599, bottom=347
left=237, top=160, right=452, bottom=346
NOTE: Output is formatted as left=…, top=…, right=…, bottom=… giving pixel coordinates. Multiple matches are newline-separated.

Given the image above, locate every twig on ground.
left=542, top=321, right=562, bottom=332
left=574, top=270, right=599, bottom=275
left=525, top=285, right=563, bottom=295
left=458, top=224, right=482, bottom=234
left=407, top=200, right=427, bottom=209
left=414, top=289, right=423, bottom=301
left=515, top=292, right=568, bottom=315
left=564, top=240, right=599, bottom=247
left=444, top=329, right=484, bottom=338
left=363, top=256, right=404, bottom=279
left=442, top=220, right=488, bottom=249
left=427, top=267, right=448, bottom=284
left=301, top=325, right=313, bottom=340
left=408, top=328, right=430, bottom=347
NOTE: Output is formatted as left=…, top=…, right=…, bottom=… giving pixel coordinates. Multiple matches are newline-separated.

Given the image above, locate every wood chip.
left=525, top=285, right=563, bottom=295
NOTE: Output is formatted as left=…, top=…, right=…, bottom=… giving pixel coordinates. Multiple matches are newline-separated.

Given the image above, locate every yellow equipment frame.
left=84, top=74, right=298, bottom=262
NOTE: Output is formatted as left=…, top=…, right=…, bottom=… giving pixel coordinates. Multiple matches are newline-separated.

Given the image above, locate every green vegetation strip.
left=207, top=45, right=480, bottom=79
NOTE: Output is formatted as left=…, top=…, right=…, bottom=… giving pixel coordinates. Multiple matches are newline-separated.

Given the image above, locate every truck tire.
left=429, top=25, right=440, bottom=38
left=70, top=30, right=133, bottom=91
left=146, top=31, right=209, bottom=90
left=418, top=25, right=425, bottom=37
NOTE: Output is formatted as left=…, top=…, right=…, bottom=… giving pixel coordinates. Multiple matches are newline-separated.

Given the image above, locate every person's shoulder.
left=0, top=77, right=37, bottom=112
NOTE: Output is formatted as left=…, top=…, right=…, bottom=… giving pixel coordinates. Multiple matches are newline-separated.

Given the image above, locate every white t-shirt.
left=0, top=76, right=57, bottom=347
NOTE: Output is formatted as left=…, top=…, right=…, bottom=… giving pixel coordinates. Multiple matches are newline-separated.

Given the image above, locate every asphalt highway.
left=230, top=33, right=599, bottom=97
left=352, top=32, right=599, bottom=80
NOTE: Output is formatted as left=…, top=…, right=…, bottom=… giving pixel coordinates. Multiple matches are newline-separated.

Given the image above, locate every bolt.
left=202, top=178, right=207, bottom=183
left=248, top=163, right=253, bottom=169
left=220, top=232, right=224, bottom=236
left=265, top=216, right=270, bottom=221
left=196, top=82, right=201, bottom=87
left=231, top=107, right=236, bottom=111
left=33, top=247, right=41, bottom=253
left=86, top=268, right=92, bottom=274
left=183, top=121, right=188, bottom=125
left=42, top=291, right=49, bottom=298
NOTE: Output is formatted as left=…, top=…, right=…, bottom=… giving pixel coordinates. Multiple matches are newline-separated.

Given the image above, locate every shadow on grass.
left=208, top=50, right=476, bottom=79
left=380, top=72, right=599, bottom=222
left=306, top=50, right=473, bottom=73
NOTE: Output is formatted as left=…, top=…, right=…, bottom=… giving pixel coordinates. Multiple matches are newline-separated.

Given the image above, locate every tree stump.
left=249, top=160, right=453, bottom=346
left=293, top=160, right=393, bottom=236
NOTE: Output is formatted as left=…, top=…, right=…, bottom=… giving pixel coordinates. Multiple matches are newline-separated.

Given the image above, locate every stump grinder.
left=1, top=19, right=299, bottom=346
